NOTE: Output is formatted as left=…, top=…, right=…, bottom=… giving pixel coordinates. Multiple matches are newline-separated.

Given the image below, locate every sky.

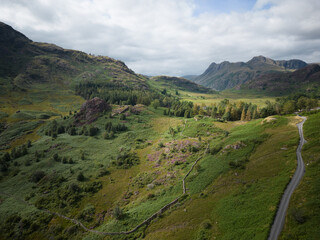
left=0, top=0, right=320, bottom=76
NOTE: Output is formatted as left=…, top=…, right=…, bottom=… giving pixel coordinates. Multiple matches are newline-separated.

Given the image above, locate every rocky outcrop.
left=75, top=97, right=110, bottom=125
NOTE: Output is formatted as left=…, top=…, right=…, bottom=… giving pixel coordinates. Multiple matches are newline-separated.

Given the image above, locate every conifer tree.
left=246, top=109, right=252, bottom=121
left=241, top=108, right=246, bottom=121
left=252, top=109, right=257, bottom=119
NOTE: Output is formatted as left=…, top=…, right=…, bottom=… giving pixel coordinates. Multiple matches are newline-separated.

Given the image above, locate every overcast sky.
left=1, top=0, right=320, bottom=76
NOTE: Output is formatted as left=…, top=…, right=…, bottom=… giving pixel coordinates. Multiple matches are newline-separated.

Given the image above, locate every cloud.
left=0, top=0, right=320, bottom=76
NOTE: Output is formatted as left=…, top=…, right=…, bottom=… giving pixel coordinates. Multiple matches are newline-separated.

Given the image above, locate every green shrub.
left=83, top=181, right=102, bottom=193
left=78, top=204, right=95, bottom=222
left=77, top=172, right=85, bottom=181
left=210, top=144, right=222, bottom=155
left=89, top=126, right=99, bottom=136
left=53, top=153, right=60, bottom=162
left=30, top=171, right=46, bottom=183
left=112, top=206, right=124, bottom=220
left=113, top=152, right=139, bottom=169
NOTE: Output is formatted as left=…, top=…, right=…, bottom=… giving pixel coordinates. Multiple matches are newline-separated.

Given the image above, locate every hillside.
left=181, top=75, right=198, bottom=81
left=242, top=64, right=320, bottom=95
left=0, top=22, right=149, bottom=95
left=150, top=75, right=214, bottom=94
left=194, top=56, right=307, bottom=91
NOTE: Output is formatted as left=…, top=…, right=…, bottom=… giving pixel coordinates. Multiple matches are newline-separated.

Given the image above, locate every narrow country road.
left=268, top=116, right=307, bottom=240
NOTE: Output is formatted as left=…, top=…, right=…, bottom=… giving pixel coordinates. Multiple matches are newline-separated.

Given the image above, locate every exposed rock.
left=112, top=105, right=129, bottom=116
left=224, top=141, right=246, bottom=150
left=75, top=97, right=110, bottom=125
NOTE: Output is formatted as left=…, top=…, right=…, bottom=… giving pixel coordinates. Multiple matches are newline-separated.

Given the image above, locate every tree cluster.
left=0, top=141, right=32, bottom=172
left=163, top=95, right=318, bottom=121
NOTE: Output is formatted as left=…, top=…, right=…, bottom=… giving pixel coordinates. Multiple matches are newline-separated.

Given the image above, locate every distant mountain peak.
left=194, top=56, right=308, bottom=91
left=247, top=55, right=275, bottom=65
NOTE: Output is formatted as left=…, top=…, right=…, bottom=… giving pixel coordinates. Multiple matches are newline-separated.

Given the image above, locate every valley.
left=0, top=22, right=319, bottom=240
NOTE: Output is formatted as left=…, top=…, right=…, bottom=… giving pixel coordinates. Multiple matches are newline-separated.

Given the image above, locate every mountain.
left=150, top=75, right=213, bottom=93
left=181, top=75, right=198, bottom=81
left=242, top=64, right=320, bottom=94
left=194, top=55, right=307, bottom=91
left=0, top=22, right=149, bottom=94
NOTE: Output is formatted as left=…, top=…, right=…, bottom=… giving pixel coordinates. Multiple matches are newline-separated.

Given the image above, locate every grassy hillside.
left=0, top=106, right=303, bottom=239
left=145, top=116, right=301, bottom=239
left=149, top=76, right=214, bottom=94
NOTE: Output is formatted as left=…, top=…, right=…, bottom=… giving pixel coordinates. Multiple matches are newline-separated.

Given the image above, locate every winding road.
left=268, top=116, right=307, bottom=240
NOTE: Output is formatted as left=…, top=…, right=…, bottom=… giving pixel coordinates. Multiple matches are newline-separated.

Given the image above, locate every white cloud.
left=0, top=0, right=320, bottom=76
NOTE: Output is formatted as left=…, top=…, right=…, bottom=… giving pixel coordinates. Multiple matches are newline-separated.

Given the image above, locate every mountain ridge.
left=194, top=56, right=307, bottom=91
left=242, top=63, right=320, bottom=94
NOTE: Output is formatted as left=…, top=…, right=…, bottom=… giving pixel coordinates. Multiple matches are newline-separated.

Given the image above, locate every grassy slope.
left=0, top=99, right=307, bottom=240
left=144, top=116, right=300, bottom=239
left=149, top=76, right=213, bottom=94
left=280, top=112, right=320, bottom=240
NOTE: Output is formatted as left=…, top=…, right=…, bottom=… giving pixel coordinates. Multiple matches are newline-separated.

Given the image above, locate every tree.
left=3, top=152, right=11, bottom=162
left=163, top=109, right=167, bottom=115
left=252, top=109, right=257, bottom=119
left=193, top=104, right=199, bottom=115
left=169, top=127, right=175, bottom=137
left=231, top=107, right=238, bottom=120
left=53, top=153, right=60, bottom=162
left=184, top=110, right=191, bottom=118
left=245, top=109, right=252, bottom=121
left=113, top=206, right=123, bottom=220
left=77, top=172, right=85, bottom=181
left=57, top=126, right=65, bottom=134
left=11, top=148, right=17, bottom=159
left=283, top=100, right=296, bottom=114
left=152, top=99, right=160, bottom=109
left=69, top=127, right=77, bottom=136
left=222, top=111, right=231, bottom=121
left=30, top=171, right=46, bottom=183
left=89, top=126, right=99, bottom=136
left=241, top=108, right=246, bottom=121
left=52, top=132, right=58, bottom=139
left=297, top=97, right=307, bottom=110
left=211, top=108, right=217, bottom=118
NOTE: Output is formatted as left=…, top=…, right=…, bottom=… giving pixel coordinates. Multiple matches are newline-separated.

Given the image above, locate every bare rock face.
left=75, top=97, right=110, bottom=125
